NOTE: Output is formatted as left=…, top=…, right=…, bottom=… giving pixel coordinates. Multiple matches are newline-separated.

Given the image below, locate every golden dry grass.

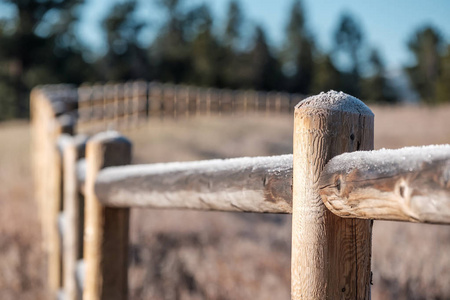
left=1, top=104, right=450, bottom=299
left=0, top=121, right=48, bottom=300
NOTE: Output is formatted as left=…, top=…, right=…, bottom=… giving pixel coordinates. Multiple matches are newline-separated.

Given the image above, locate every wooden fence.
left=31, top=83, right=450, bottom=300
left=73, top=81, right=302, bottom=134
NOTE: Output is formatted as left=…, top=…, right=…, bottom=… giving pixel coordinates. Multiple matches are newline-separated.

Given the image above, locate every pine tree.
left=362, top=49, right=398, bottom=103
left=99, top=0, right=150, bottom=81
left=333, top=12, right=364, bottom=98
left=310, top=54, right=340, bottom=94
left=405, top=26, right=443, bottom=103
left=219, top=0, right=246, bottom=89
left=282, top=0, right=315, bottom=94
left=435, top=45, right=450, bottom=103
left=248, top=26, right=283, bottom=91
left=0, top=0, right=88, bottom=119
left=151, top=0, right=192, bottom=83
left=223, top=0, right=243, bottom=50
left=188, top=4, right=221, bottom=86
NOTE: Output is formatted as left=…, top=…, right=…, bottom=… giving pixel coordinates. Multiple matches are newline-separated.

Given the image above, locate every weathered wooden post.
left=83, top=131, right=131, bottom=300
left=133, top=81, right=147, bottom=126
left=124, top=82, right=133, bottom=129
left=51, top=115, right=75, bottom=295
left=291, top=91, right=374, bottom=299
left=31, top=88, right=58, bottom=289
left=206, top=88, right=212, bottom=116
left=31, top=87, right=77, bottom=295
left=60, top=134, right=88, bottom=300
left=30, top=88, right=51, bottom=232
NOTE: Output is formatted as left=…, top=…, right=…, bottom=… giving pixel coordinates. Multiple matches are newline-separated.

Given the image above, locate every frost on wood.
left=76, top=158, right=86, bottom=185
left=325, top=144, right=450, bottom=176
left=76, top=260, right=85, bottom=291
left=57, top=134, right=88, bottom=155
left=296, top=90, right=373, bottom=116
left=94, top=155, right=293, bottom=213
left=319, top=144, right=450, bottom=224
left=57, top=134, right=74, bottom=153
left=97, top=154, right=292, bottom=182
left=89, top=130, right=127, bottom=144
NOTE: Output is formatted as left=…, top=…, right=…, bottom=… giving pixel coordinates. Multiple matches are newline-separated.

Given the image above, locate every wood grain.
left=319, top=146, right=450, bottom=224
left=94, top=155, right=293, bottom=213
left=291, top=91, right=374, bottom=299
left=30, top=86, right=77, bottom=296
left=60, top=134, right=88, bottom=300
left=83, top=132, right=131, bottom=300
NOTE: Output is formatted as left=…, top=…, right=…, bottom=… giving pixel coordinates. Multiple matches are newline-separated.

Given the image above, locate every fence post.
left=83, top=132, right=131, bottom=300
left=291, top=91, right=374, bottom=299
left=49, top=115, right=76, bottom=295
left=30, top=88, right=51, bottom=235
left=31, top=87, right=77, bottom=295
left=61, top=134, right=87, bottom=300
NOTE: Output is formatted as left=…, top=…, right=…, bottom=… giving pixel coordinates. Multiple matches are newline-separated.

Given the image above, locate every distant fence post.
left=50, top=115, right=75, bottom=295
left=83, top=132, right=131, bottom=300
left=291, top=91, right=374, bottom=299
left=31, top=86, right=77, bottom=296
left=60, top=134, right=87, bottom=300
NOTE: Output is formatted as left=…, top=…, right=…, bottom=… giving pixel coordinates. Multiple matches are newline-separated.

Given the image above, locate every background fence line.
left=75, top=81, right=303, bottom=133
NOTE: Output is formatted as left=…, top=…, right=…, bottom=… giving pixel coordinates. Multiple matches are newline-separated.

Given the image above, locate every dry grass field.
left=0, top=121, right=47, bottom=300
left=1, top=104, right=450, bottom=299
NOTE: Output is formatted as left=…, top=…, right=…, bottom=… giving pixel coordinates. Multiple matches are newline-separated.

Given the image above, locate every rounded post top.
left=295, top=90, right=373, bottom=116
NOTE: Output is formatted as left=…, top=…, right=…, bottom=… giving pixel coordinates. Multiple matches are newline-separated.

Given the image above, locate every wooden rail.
left=31, top=83, right=450, bottom=300
left=94, top=155, right=293, bottom=213
left=319, top=145, right=450, bottom=224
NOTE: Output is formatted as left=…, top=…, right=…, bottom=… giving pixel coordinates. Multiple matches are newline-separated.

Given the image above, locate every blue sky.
left=78, top=0, right=450, bottom=71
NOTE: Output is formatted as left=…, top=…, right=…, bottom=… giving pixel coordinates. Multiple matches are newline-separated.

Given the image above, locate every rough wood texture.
left=31, top=89, right=56, bottom=234
left=94, top=155, right=293, bottom=213
left=319, top=145, right=450, bottom=224
left=30, top=87, right=76, bottom=295
left=292, top=91, right=374, bottom=299
left=31, top=89, right=50, bottom=244
left=60, top=134, right=88, bottom=300
left=31, top=89, right=55, bottom=290
left=83, top=131, right=131, bottom=300
left=62, top=138, right=78, bottom=300
left=48, top=123, right=71, bottom=294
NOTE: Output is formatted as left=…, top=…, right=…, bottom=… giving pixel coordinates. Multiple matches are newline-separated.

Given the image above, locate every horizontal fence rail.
left=319, top=144, right=450, bottom=224
left=94, top=154, right=293, bottom=213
